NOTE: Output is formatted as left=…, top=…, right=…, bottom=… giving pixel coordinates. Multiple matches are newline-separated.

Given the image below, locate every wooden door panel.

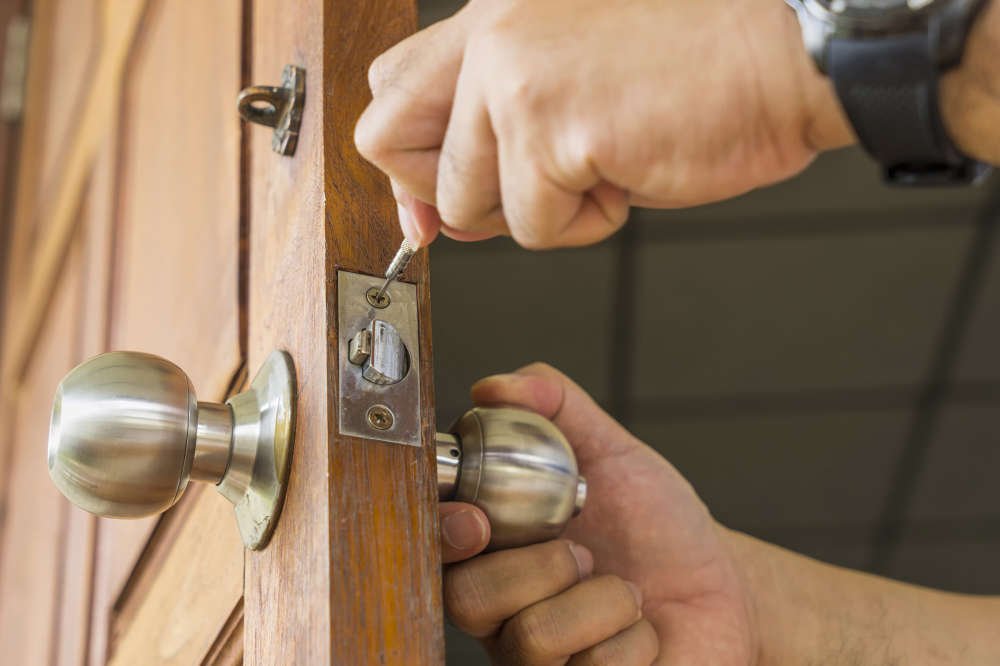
left=0, top=240, right=83, bottom=666
left=37, top=0, right=100, bottom=212
left=2, top=2, right=448, bottom=663
left=108, top=487, right=243, bottom=666
left=104, top=0, right=244, bottom=601
left=111, top=0, right=242, bottom=397
left=1, top=0, right=99, bottom=349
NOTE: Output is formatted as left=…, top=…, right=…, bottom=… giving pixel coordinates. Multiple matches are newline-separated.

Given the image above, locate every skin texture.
left=443, top=364, right=755, bottom=665
left=356, top=0, right=999, bottom=251
left=441, top=365, right=1000, bottom=665
left=357, top=0, right=1000, bottom=663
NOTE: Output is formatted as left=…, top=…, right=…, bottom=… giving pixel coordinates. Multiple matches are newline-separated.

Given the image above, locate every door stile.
left=246, top=0, right=445, bottom=663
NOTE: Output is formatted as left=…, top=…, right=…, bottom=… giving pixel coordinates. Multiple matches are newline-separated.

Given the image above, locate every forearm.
left=725, top=529, right=1000, bottom=666
left=942, top=0, right=1000, bottom=164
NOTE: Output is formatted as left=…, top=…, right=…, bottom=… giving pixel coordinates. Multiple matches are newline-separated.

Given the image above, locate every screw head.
left=365, top=404, right=395, bottom=431
left=365, top=287, right=390, bottom=309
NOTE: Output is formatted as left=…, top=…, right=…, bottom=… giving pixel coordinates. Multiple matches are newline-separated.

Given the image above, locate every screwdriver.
left=374, top=239, right=417, bottom=302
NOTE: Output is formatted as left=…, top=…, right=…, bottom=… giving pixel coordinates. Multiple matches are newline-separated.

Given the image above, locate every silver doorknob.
left=48, top=350, right=296, bottom=550
left=437, top=407, right=587, bottom=550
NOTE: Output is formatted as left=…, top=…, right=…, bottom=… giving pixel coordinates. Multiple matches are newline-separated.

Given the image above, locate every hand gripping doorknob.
left=437, top=407, right=587, bottom=550
left=47, top=350, right=295, bottom=550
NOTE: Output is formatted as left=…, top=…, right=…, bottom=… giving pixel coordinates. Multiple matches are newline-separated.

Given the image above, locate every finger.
left=391, top=181, right=443, bottom=247
left=496, top=136, right=629, bottom=249
left=392, top=181, right=499, bottom=245
left=444, top=539, right=593, bottom=638
left=354, top=13, right=469, bottom=205
left=434, top=50, right=507, bottom=238
left=440, top=502, right=490, bottom=564
left=492, top=575, right=643, bottom=665
left=470, top=363, right=641, bottom=465
left=565, top=619, right=659, bottom=666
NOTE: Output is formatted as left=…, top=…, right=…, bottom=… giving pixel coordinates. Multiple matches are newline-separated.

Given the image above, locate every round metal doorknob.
left=48, top=350, right=296, bottom=550
left=437, top=407, right=587, bottom=550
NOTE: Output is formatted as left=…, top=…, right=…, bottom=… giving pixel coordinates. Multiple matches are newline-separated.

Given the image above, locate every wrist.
left=942, top=0, right=1000, bottom=164
left=780, top=3, right=856, bottom=153
left=721, top=528, right=821, bottom=666
left=723, top=526, right=1000, bottom=666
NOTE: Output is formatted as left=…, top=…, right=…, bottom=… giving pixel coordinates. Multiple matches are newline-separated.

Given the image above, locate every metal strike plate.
left=337, top=270, right=421, bottom=446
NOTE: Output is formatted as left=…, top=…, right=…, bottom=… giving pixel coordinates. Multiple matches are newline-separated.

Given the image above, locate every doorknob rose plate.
left=48, top=350, right=296, bottom=550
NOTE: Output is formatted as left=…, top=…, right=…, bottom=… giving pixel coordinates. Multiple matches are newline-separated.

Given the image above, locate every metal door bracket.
left=237, top=64, right=305, bottom=156
left=1, top=16, right=30, bottom=121
left=337, top=270, right=421, bottom=447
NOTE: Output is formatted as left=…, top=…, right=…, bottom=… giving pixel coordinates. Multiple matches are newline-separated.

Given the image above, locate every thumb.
left=470, top=362, right=641, bottom=467
left=439, top=502, right=490, bottom=564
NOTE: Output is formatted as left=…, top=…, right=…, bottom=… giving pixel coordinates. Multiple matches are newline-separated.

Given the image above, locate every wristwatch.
left=786, top=0, right=992, bottom=186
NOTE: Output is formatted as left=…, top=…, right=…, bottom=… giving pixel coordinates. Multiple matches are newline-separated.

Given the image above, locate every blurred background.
left=420, top=1, right=1000, bottom=663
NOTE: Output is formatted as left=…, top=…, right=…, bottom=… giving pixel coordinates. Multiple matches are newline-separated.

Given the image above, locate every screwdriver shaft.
left=375, top=239, right=416, bottom=301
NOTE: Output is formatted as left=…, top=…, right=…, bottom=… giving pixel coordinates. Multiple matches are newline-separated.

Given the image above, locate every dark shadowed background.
left=420, top=2, right=1000, bottom=663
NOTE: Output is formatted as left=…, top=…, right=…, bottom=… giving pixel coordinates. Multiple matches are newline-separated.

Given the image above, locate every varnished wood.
left=1, top=0, right=145, bottom=386
left=54, top=505, right=96, bottom=666
left=324, top=1, right=444, bottom=663
left=202, top=602, right=245, bottom=666
left=243, top=1, right=331, bottom=662
left=0, top=0, right=28, bottom=338
left=95, top=0, right=245, bottom=612
left=1, top=2, right=445, bottom=663
left=0, top=239, right=83, bottom=665
left=245, top=0, right=443, bottom=663
left=108, top=488, right=243, bottom=666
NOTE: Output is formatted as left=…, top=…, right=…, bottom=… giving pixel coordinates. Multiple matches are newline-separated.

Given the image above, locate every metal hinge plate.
left=337, top=270, right=421, bottom=447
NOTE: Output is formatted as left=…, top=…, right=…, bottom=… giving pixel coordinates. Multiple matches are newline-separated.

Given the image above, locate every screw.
left=365, top=287, right=390, bottom=309
left=366, top=404, right=395, bottom=431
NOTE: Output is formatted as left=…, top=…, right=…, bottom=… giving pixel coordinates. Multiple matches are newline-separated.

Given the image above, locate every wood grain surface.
left=108, top=487, right=243, bottom=666
left=324, top=1, right=445, bottom=663
left=1, top=0, right=144, bottom=385
left=245, top=0, right=444, bottom=663
left=0, top=239, right=83, bottom=665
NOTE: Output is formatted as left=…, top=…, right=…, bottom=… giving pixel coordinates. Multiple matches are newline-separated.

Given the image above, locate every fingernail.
left=567, top=542, right=594, bottom=579
left=470, top=374, right=507, bottom=391
left=625, top=581, right=643, bottom=611
left=397, top=203, right=421, bottom=247
left=442, top=509, right=486, bottom=550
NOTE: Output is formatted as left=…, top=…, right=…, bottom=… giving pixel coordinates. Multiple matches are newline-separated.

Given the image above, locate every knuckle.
left=366, top=51, right=397, bottom=96
left=353, top=111, right=388, bottom=164
left=504, top=606, right=561, bottom=662
left=433, top=152, right=467, bottom=224
left=508, top=220, right=558, bottom=250
left=597, top=575, right=641, bottom=616
left=574, top=644, right=624, bottom=666
left=443, top=564, right=492, bottom=632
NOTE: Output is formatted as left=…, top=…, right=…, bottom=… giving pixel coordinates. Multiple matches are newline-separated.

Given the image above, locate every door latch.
left=338, top=270, right=421, bottom=446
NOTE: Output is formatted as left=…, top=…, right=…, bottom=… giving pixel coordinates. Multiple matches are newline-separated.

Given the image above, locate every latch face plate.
left=337, top=270, right=421, bottom=446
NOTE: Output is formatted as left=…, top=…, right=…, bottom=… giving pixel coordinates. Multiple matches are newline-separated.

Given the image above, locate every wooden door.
left=0, top=1, right=444, bottom=664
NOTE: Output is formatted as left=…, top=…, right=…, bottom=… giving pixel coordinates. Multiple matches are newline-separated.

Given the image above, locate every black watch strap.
left=828, top=33, right=991, bottom=186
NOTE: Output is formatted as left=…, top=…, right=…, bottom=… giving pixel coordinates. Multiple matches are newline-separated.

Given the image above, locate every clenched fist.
left=355, top=0, right=853, bottom=250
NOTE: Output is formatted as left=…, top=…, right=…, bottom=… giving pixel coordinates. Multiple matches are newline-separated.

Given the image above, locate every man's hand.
left=355, top=0, right=853, bottom=250
left=439, top=365, right=1000, bottom=665
left=437, top=364, right=757, bottom=665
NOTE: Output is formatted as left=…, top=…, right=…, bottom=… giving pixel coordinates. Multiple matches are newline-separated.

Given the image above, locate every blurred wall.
left=420, top=3, right=1000, bottom=663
